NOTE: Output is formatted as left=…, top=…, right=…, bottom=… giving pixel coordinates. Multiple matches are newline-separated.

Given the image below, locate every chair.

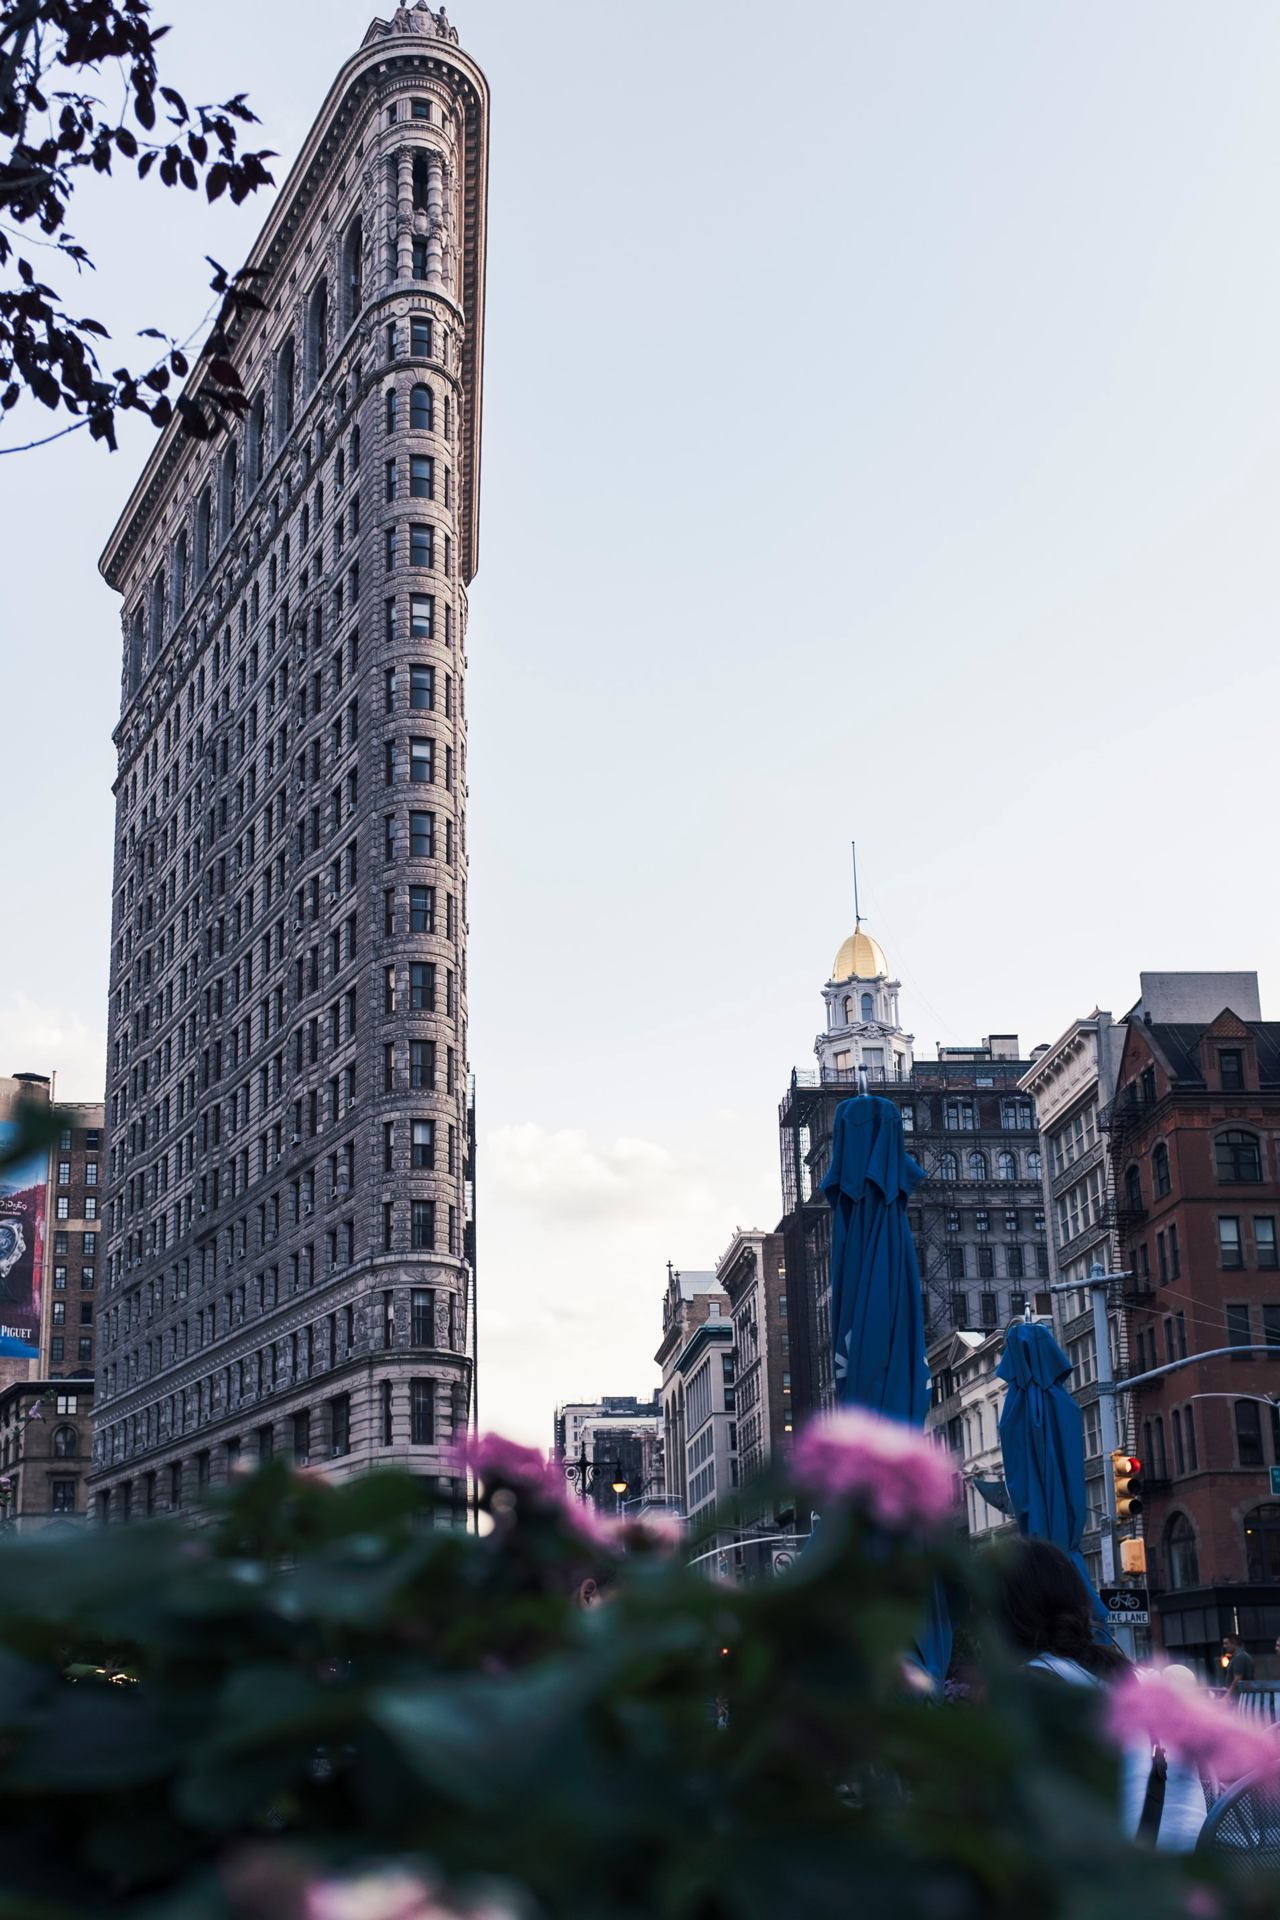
left=1197, top=1767, right=1280, bottom=1864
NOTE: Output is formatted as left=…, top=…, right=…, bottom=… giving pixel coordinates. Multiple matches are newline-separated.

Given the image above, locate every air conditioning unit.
left=290, top=1133, right=301, bottom=1147
left=303, top=1204, right=313, bottom=1217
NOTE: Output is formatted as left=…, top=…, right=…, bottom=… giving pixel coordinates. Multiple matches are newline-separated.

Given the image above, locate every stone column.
left=396, top=147, right=415, bottom=281
left=425, top=153, right=446, bottom=288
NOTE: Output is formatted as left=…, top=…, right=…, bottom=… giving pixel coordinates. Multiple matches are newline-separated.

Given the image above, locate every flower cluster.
left=456, top=1434, right=685, bottom=1561
left=1105, top=1666, right=1280, bottom=1785
left=790, top=1407, right=956, bottom=1531
left=304, top=1868, right=519, bottom=1920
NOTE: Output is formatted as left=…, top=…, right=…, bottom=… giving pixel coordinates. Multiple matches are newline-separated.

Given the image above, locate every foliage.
left=0, top=1455, right=1266, bottom=1920
left=0, top=0, right=275, bottom=451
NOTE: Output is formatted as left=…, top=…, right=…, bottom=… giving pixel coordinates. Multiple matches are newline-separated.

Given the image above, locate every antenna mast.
left=851, top=840, right=861, bottom=928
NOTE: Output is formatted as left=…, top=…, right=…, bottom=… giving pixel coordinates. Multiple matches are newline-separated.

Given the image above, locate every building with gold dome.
left=815, top=924, right=913, bottom=1085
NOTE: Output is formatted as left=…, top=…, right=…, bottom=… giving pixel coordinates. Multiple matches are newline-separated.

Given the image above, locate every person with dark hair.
left=989, top=1537, right=1207, bottom=1850
left=992, top=1536, right=1125, bottom=1680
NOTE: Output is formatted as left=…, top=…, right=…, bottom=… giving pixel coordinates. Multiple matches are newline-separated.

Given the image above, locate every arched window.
left=196, top=487, right=212, bottom=578
left=1027, top=1149, right=1042, bottom=1180
left=306, top=278, right=329, bottom=389
left=300, top=504, right=310, bottom=548
left=841, top=995, right=852, bottom=1024
left=997, top=1150, right=1017, bottom=1182
left=1244, top=1504, right=1280, bottom=1583
left=1216, top=1130, right=1262, bottom=1183
left=860, top=991, right=874, bottom=1022
left=410, top=382, right=433, bottom=430
left=247, top=391, right=266, bottom=490
left=148, top=570, right=165, bottom=662
left=172, top=530, right=187, bottom=619
left=1124, top=1164, right=1143, bottom=1212
left=386, top=388, right=399, bottom=433
left=938, top=1153, right=958, bottom=1181
left=1151, top=1141, right=1170, bottom=1197
left=276, top=336, right=295, bottom=440
left=335, top=447, right=345, bottom=490
left=52, top=1424, right=77, bottom=1458
left=1164, top=1514, right=1199, bottom=1590
left=218, top=440, right=237, bottom=544
left=967, top=1151, right=987, bottom=1182
left=342, top=215, right=363, bottom=327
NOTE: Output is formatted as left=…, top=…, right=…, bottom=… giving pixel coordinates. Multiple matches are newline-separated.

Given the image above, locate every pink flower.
left=25, top=1405, right=41, bottom=1422
left=1105, top=1668, right=1280, bottom=1786
left=455, top=1433, right=558, bottom=1498
left=790, top=1407, right=956, bottom=1531
left=304, top=1871, right=519, bottom=1920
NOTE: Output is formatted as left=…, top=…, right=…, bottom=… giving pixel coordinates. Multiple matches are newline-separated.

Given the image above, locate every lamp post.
left=563, top=1442, right=628, bottom=1507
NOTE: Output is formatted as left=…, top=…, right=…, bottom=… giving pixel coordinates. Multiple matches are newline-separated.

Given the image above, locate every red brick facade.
left=1111, top=1011, right=1280, bottom=1670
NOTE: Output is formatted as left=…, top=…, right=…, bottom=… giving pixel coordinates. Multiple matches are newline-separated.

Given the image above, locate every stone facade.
left=91, top=7, right=489, bottom=1517
left=716, top=1227, right=791, bottom=1486
left=655, top=1266, right=730, bottom=1517
left=552, top=1396, right=664, bottom=1512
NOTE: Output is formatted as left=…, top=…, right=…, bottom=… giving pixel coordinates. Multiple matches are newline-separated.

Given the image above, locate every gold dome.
left=831, top=926, right=888, bottom=982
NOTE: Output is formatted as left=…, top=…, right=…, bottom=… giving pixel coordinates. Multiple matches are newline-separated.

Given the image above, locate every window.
left=409, top=885, right=434, bottom=933
left=1152, top=1142, right=1170, bottom=1197
left=409, top=810, right=434, bottom=857
left=1227, top=1301, right=1252, bottom=1355
left=967, top=1151, right=987, bottom=1181
left=411, top=1199, right=435, bottom=1250
left=410, top=454, right=433, bottom=497
left=860, top=991, right=874, bottom=1021
left=411, top=316, right=432, bottom=357
left=1006, top=1245, right=1025, bottom=1279
left=944, top=1098, right=976, bottom=1132
left=385, top=458, right=398, bottom=501
left=1265, top=1306, right=1280, bottom=1356
left=945, top=1246, right=965, bottom=1281
left=950, top=1293, right=969, bottom=1330
left=384, top=525, right=398, bottom=572
left=1217, top=1131, right=1263, bottom=1183
left=386, top=388, right=399, bottom=433
left=84, top=1196, right=96, bottom=1219
left=330, top=1394, right=351, bottom=1458
left=1165, top=1514, right=1199, bottom=1590
left=1257, top=1219, right=1279, bottom=1271
left=977, top=1245, right=994, bottom=1280
left=1124, top=1165, right=1143, bottom=1213
left=410, top=383, right=433, bottom=430
left=381, top=1378, right=394, bottom=1445
left=411, top=1378, right=435, bottom=1445
left=56, top=1197, right=68, bottom=1220
left=1220, top=1218, right=1244, bottom=1270
left=410, top=595, right=433, bottom=639
left=410, top=961, right=435, bottom=1010
left=52, top=1424, right=77, bottom=1458
left=979, top=1291, right=998, bottom=1329
left=411, top=1119, right=435, bottom=1169
left=410, top=1040, right=434, bottom=1089
left=50, top=1480, right=77, bottom=1515
left=412, top=1288, right=433, bottom=1344
left=997, top=1150, right=1017, bottom=1182
left=1001, top=1098, right=1034, bottom=1131
left=50, top=1336, right=63, bottom=1362
left=1236, top=1399, right=1265, bottom=1467
left=410, top=523, right=432, bottom=568
left=974, top=1208, right=990, bottom=1234
left=410, top=665, right=434, bottom=710
left=1220, top=1049, right=1245, bottom=1091
left=937, top=1153, right=958, bottom=1181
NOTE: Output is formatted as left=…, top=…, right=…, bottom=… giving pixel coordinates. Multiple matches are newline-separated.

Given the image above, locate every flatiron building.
left=91, top=3, right=488, bottom=1517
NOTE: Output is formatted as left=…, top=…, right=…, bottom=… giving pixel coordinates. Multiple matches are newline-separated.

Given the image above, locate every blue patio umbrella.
left=997, top=1319, right=1106, bottom=1618
left=822, top=1094, right=951, bottom=1681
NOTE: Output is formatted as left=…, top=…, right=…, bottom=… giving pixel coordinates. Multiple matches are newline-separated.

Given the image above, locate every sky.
left=2, top=2, right=1279, bottom=1444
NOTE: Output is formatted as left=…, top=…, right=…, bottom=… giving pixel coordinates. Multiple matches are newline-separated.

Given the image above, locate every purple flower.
left=790, top=1407, right=956, bottom=1531
left=456, top=1432, right=558, bottom=1499
left=25, top=1405, right=42, bottom=1422
left=304, top=1870, right=519, bottom=1920
left=1105, top=1667, right=1280, bottom=1786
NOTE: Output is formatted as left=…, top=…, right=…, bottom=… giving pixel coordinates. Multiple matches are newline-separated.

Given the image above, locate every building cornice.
left=99, top=19, right=489, bottom=594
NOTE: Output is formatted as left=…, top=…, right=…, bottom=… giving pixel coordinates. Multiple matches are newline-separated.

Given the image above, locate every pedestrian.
left=1222, top=1633, right=1255, bottom=1698
left=988, top=1538, right=1207, bottom=1850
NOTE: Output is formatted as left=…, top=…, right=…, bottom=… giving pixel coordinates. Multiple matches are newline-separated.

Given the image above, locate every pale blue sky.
left=2, top=3, right=1278, bottom=1440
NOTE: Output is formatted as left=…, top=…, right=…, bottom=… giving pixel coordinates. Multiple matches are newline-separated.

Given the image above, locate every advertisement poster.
left=0, top=1121, right=45, bottom=1348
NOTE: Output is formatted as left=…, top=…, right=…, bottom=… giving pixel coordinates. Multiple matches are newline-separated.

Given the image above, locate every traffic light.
left=1120, top=1537, right=1147, bottom=1576
left=1111, top=1450, right=1143, bottom=1520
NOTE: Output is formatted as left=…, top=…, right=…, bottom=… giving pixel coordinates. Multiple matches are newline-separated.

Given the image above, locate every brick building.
left=1109, top=1006, right=1280, bottom=1670
left=552, top=1396, right=663, bottom=1513
left=91, top=4, right=488, bottom=1518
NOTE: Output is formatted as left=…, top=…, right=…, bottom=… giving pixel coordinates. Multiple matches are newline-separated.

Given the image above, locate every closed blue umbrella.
left=822, top=1094, right=951, bottom=1681
left=997, top=1320, right=1105, bottom=1616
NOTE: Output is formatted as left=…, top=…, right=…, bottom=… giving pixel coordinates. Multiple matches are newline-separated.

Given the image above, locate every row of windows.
left=1123, top=1130, right=1267, bottom=1212
left=56, top=1161, right=98, bottom=1186
left=940, top=1243, right=1048, bottom=1282
left=942, top=1288, right=1051, bottom=1332
left=932, top=1149, right=1041, bottom=1182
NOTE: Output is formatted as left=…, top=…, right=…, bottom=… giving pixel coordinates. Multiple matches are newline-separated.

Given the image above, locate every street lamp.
left=562, top=1442, right=628, bottom=1504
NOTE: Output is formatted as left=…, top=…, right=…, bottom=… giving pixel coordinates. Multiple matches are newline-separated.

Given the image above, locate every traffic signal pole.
left=1050, top=1265, right=1123, bottom=1583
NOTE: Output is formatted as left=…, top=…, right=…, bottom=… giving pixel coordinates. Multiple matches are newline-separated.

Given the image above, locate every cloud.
left=485, top=1122, right=719, bottom=1225
left=0, top=996, right=105, bottom=1105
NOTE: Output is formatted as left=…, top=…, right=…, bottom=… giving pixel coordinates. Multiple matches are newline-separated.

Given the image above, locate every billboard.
left=0, top=1120, right=45, bottom=1349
